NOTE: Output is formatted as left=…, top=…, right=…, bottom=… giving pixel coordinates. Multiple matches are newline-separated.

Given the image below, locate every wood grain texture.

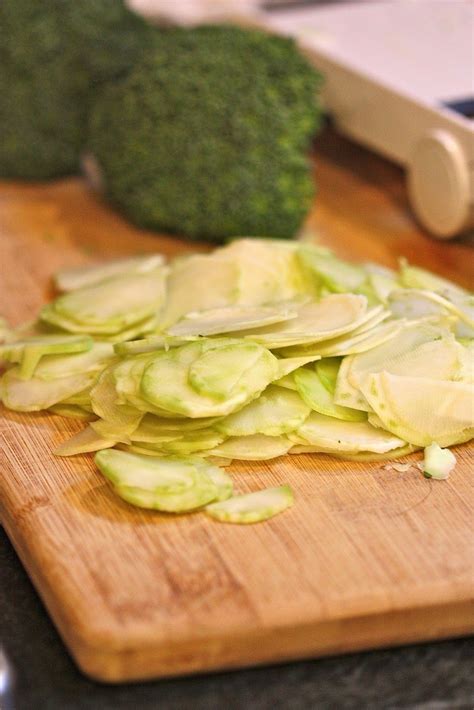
left=1, top=130, right=473, bottom=682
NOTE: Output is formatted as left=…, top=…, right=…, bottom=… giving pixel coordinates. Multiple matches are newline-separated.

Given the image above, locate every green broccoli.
left=88, top=25, right=323, bottom=242
left=0, top=0, right=154, bottom=180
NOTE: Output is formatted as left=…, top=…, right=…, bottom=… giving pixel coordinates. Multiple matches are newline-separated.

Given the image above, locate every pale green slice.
left=216, top=385, right=311, bottom=437
left=112, top=353, right=156, bottom=404
left=236, top=294, right=368, bottom=348
left=456, top=342, right=474, bottom=384
left=315, top=358, right=342, bottom=394
left=62, top=388, right=94, bottom=408
left=389, top=289, right=474, bottom=336
left=48, top=404, right=95, bottom=420
left=167, top=303, right=299, bottom=337
left=223, top=238, right=316, bottom=305
left=95, top=449, right=198, bottom=491
left=0, top=334, right=93, bottom=379
left=115, top=477, right=218, bottom=512
left=97, top=314, right=159, bottom=343
left=140, top=353, right=243, bottom=418
left=157, top=253, right=239, bottom=329
left=398, top=259, right=467, bottom=298
left=188, top=343, right=276, bottom=400
left=53, top=270, right=166, bottom=324
left=112, top=352, right=184, bottom=418
left=364, top=264, right=399, bottom=304
left=332, top=356, right=368, bottom=411
left=141, top=342, right=278, bottom=418
left=39, top=303, right=122, bottom=335
left=283, top=320, right=402, bottom=360
left=117, top=444, right=167, bottom=457
left=289, top=443, right=417, bottom=461
left=43, top=269, right=166, bottom=334
left=33, top=343, right=114, bottom=381
left=89, top=364, right=143, bottom=437
left=208, top=434, right=292, bottom=460
left=205, top=485, right=294, bottom=524
left=40, top=306, right=158, bottom=340
left=97, top=451, right=222, bottom=512
left=298, top=247, right=366, bottom=293
left=55, top=254, right=165, bottom=291
left=294, top=367, right=367, bottom=422
left=1, top=367, right=96, bottom=411
left=130, top=413, right=222, bottom=436
left=273, top=355, right=322, bottom=381
left=422, top=443, right=456, bottom=480
left=444, top=292, right=474, bottom=339
left=309, top=320, right=402, bottom=358
left=158, top=429, right=226, bottom=455
left=334, top=321, right=454, bottom=410
left=54, top=426, right=116, bottom=456
left=114, top=335, right=193, bottom=356
left=272, top=373, right=298, bottom=391
left=296, top=412, right=405, bottom=453
left=360, top=372, right=474, bottom=447
left=367, top=413, right=386, bottom=429
left=196, top=462, right=233, bottom=502
left=339, top=305, right=388, bottom=337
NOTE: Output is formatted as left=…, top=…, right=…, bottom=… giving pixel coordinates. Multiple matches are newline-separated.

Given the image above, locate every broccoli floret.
left=0, top=0, right=154, bottom=180
left=88, top=25, right=323, bottom=242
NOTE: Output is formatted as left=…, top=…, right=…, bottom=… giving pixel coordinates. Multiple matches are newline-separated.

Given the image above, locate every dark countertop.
left=1, top=528, right=472, bottom=710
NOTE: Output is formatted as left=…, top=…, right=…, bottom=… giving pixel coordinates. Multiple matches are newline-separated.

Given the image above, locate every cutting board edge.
left=73, top=606, right=474, bottom=683
left=3, top=513, right=473, bottom=683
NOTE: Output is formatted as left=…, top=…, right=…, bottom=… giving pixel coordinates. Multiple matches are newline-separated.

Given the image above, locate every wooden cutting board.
left=1, top=134, right=473, bottom=682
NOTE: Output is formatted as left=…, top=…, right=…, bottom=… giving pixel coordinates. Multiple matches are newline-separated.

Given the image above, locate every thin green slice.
left=274, top=355, right=322, bottom=380
left=48, top=404, right=95, bottom=420
left=208, top=434, right=292, bottom=460
left=200, top=463, right=234, bottom=502
left=42, top=269, right=166, bottom=334
left=281, top=320, right=402, bottom=359
left=289, top=443, right=417, bottom=461
left=167, top=303, right=299, bottom=337
left=398, top=260, right=467, bottom=298
left=296, top=412, right=405, bottom=453
left=315, top=358, right=342, bottom=394
left=216, top=385, right=311, bottom=437
left=158, top=429, right=226, bottom=455
left=55, top=254, right=165, bottom=291
left=157, top=253, right=239, bottom=329
left=90, top=364, right=143, bottom=437
left=141, top=341, right=278, bottom=418
left=298, top=248, right=366, bottom=293
left=236, top=294, right=368, bottom=348
left=334, top=321, right=454, bottom=410
left=205, top=485, right=294, bottom=524
left=361, top=372, right=474, bottom=447
left=0, top=334, right=93, bottom=379
left=114, top=335, right=193, bottom=356
left=54, top=426, right=116, bottom=456
left=95, top=449, right=198, bottom=492
left=1, top=367, right=96, bottom=411
left=33, top=343, right=114, bottom=381
left=294, top=367, right=367, bottom=422
left=188, top=342, right=275, bottom=400
left=389, top=289, right=474, bottom=336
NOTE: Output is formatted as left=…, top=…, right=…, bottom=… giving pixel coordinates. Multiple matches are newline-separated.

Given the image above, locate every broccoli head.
left=0, top=0, right=154, bottom=180
left=88, top=25, right=323, bottom=242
